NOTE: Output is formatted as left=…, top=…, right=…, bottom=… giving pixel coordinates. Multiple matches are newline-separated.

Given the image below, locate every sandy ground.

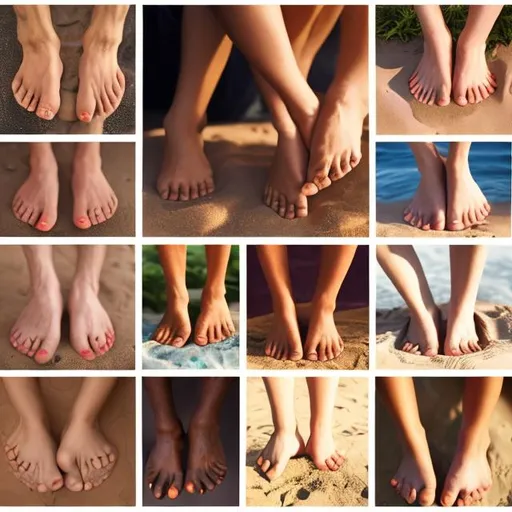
left=248, top=304, right=368, bottom=370
left=377, top=202, right=511, bottom=238
left=0, top=246, right=135, bottom=370
left=377, top=302, right=512, bottom=369
left=376, top=377, right=512, bottom=506
left=143, top=122, right=369, bottom=237
left=0, top=377, right=135, bottom=506
left=246, top=377, right=368, bottom=507
left=377, top=40, right=512, bottom=135
left=0, top=142, right=135, bottom=237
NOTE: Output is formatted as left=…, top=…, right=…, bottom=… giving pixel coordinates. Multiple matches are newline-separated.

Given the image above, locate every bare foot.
left=391, top=427, right=436, bottom=506
left=403, top=145, right=446, bottom=231
left=157, top=112, right=215, bottom=201
left=256, top=427, right=306, bottom=481
left=10, top=271, right=62, bottom=364
left=303, top=303, right=343, bottom=362
left=264, top=305, right=303, bottom=361
left=401, top=308, right=441, bottom=357
left=194, top=292, right=236, bottom=346
left=453, top=34, right=497, bottom=107
left=72, top=146, right=118, bottom=229
left=57, top=420, right=117, bottom=492
left=446, top=156, right=490, bottom=231
left=409, top=27, right=452, bottom=106
left=306, top=425, right=343, bottom=472
left=151, top=295, right=191, bottom=348
left=264, top=128, right=308, bottom=219
left=444, top=307, right=481, bottom=356
left=4, top=420, right=63, bottom=492
left=12, top=145, right=59, bottom=232
left=146, top=427, right=185, bottom=500
left=440, top=429, right=492, bottom=506
left=68, top=280, right=115, bottom=361
left=184, top=421, right=227, bottom=494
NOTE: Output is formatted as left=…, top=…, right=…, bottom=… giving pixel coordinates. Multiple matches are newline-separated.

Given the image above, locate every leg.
left=445, top=246, right=487, bottom=356
left=12, top=143, right=59, bottom=232
left=305, top=377, right=343, bottom=471
left=441, top=377, right=502, bottom=506
left=77, top=5, right=129, bottom=122
left=12, top=5, right=62, bottom=120
left=453, top=6, right=501, bottom=106
left=56, top=377, right=118, bottom=491
left=256, top=377, right=305, bottom=481
left=403, top=142, right=446, bottom=231
left=2, top=377, right=63, bottom=492
left=157, top=6, right=231, bottom=201
left=194, top=246, right=236, bottom=346
left=377, top=377, right=436, bottom=506
left=10, top=246, right=62, bottom=363
left=408, top=6, right=452, bottom=106
left=144, top=378, right=185, bottom=500
left=445, top=142, right=491, bottom=231
left=72, top=142, right=118, bottom=229
left=150, top=245, right=191, bottom=347
left=185, top=377, right=232, bottom=493
left=256, top=245, right=302, bottom=361
left=68, top=246, right=115, bottom=360
left=303, top=245, right=357, bottom=361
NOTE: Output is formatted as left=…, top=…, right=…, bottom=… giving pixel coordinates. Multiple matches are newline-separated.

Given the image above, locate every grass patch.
left=376, top=6, right=512, bottom=51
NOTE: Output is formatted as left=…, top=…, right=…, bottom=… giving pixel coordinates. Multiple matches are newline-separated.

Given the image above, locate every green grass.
left=376, top=6, right=512, bottom=51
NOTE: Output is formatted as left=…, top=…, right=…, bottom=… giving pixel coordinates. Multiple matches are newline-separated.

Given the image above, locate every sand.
left=246, top=377, right=368, bottom=507
left=377, top=39, right=512, bottom=135
left=376, top=377, right=512, bottom=506
left=143, top=122, right=369, bottom=237
left=377, top=302, right=512, bottom=369
left=0, top=245, right=134, bottom=370
left=0, top=142, right=135, bottom=237
left=377, top=202, right=511, bottom=238
left=247, top=304, right=368, bottom=370
left=0, top=377, right=135, bottom=506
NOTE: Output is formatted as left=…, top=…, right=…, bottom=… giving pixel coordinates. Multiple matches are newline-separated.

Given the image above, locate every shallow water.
left=377, top=246, right=512, bottom=310
left=377, top=142, right=511, bottom=202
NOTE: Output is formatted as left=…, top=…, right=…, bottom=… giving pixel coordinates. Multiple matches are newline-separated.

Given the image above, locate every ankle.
left=403, top=423, right=429, bottom=455
left=83, top=24, right=123, bottom=52
left=164, top=107, right=204, bottom=136
left=74, top=145, right=101, bottom=168
left=458, top=424, right=490, bottom=453
left=422, top=23, right=452, bottom=46
left=311, top=294, right=337, bottom=314
left=167, top=288, right=189, bottom=307
left=309, top=420, right=332, bottom=437
left=189, top=413, right=219, bottom=431
left=272, top=295, right=297, bottom=317
left=71, top=275, right=100, bottom=296
left=457, top=29, right=486, bottom=52
left=19, top=415, right=49, bottom=433
left=18, top=24, right=60, bottom=51
left=201, top=283, right=226, bottom=303
left=155, top=420, right=184, bottom=439
left=274, top=424, right=299, bottom=437
left=32, top=269, right=60, bottom=294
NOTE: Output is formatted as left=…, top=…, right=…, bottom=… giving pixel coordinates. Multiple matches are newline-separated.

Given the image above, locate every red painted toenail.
left=79, top=111, right=91, bottom=122
left=36, top=349, right=47, bottom=357
left=80, top=349, right=92, bottom=357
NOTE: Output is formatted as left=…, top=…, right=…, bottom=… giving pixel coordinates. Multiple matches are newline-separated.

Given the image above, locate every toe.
left=34, top=339, right=58, bottom=364
left=76, top=86, right=95, bottom=123
left=418, top=486, right=436, bottom=506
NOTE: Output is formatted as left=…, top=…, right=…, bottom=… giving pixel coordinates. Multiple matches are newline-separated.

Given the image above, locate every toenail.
left=78, top=217, right=87, bottom=224
left=80, top=349, right=92, bottom=357
left=79, top=112, right=91, bottom=122
left=36, top=349, right=48, bottom=357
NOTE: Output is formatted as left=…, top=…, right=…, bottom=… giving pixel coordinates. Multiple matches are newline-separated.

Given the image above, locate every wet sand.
left=0, top=377, right=135, bottom=506
left=246, top=377, right=368, bottom=507
left=0, top=245, right=134, bottom=370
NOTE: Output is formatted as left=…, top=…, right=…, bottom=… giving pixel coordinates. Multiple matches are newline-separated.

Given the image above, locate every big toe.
left=418, top=486, right=436, bottom=506
left=35, top=209, right=58, bottom=232
left=76, top=86, right=95, bottom=123
left=36, top=94, right=60, bottom=121
left=34, top=339, right=58, bottom=364
left=265, top=461, right=287, bottom=481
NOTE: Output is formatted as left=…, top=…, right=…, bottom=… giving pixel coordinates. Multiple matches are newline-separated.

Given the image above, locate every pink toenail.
left=36, top=349, right=47, bottom=357
left=79, top=111, right=91, bottom=122
left=80, top=349, right=92, bottom=357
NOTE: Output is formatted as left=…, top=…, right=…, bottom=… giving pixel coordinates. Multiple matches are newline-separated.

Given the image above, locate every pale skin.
left=144, top=377, right=231, bottom=500
left=151, top=245, right=236, bottom=347
left=3, top=377, right=117, bottom=493
left=409, top=5, right=502, bottom=107
left=256, top=377, right=343, bottom=481
left=403, top=142, right=491, bottom=231
left=377, top=245, right=487, bottom=356
left=378, top=377, right=501, bottom=506
left=256, top=245, right=357, bottom=362
left=9, top=245, right=115, bottom=364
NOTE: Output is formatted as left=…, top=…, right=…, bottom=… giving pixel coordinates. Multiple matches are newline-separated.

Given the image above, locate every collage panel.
left=246, top=376, right=368, bottom=507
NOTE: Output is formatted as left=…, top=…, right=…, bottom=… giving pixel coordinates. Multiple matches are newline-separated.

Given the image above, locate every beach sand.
left=376, top=377, right=512, bottom=506
left=246, top=377, right=368, bottom=507
left=0, top=377, right=135, bottom=506
left=143, top=122, right=369, bottom=237
left=0, top=142, right=135, bottom=237
left=377, top=39, right=512, bottom=135
left=377, top=201, right=511, bottom=237
left=0, top=245, right=135, bottom=370
left=247, top=304, right=369, bottom=370
left=376, top=302, right=512, bottom=369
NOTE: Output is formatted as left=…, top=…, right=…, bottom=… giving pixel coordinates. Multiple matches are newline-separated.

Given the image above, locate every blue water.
left=377, top=142, right=511, bottom=202
left=377, top=246, right=512, bottom=310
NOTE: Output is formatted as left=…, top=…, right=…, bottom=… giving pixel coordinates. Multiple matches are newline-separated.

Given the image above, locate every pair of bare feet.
left=146, top=418, right=227, bottom=499
left=403, top=144, right=490, bottom=231
left=392, top=426, right=492, bottom=506
left=10, top=273, right=115, bottom=364
left=5, top=415, right=116, bottom=493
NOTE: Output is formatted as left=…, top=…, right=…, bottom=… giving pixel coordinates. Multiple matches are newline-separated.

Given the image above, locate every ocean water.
left=377, top=246, right=512, bottom=310
left=377, top=142, right=511, bottom=202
